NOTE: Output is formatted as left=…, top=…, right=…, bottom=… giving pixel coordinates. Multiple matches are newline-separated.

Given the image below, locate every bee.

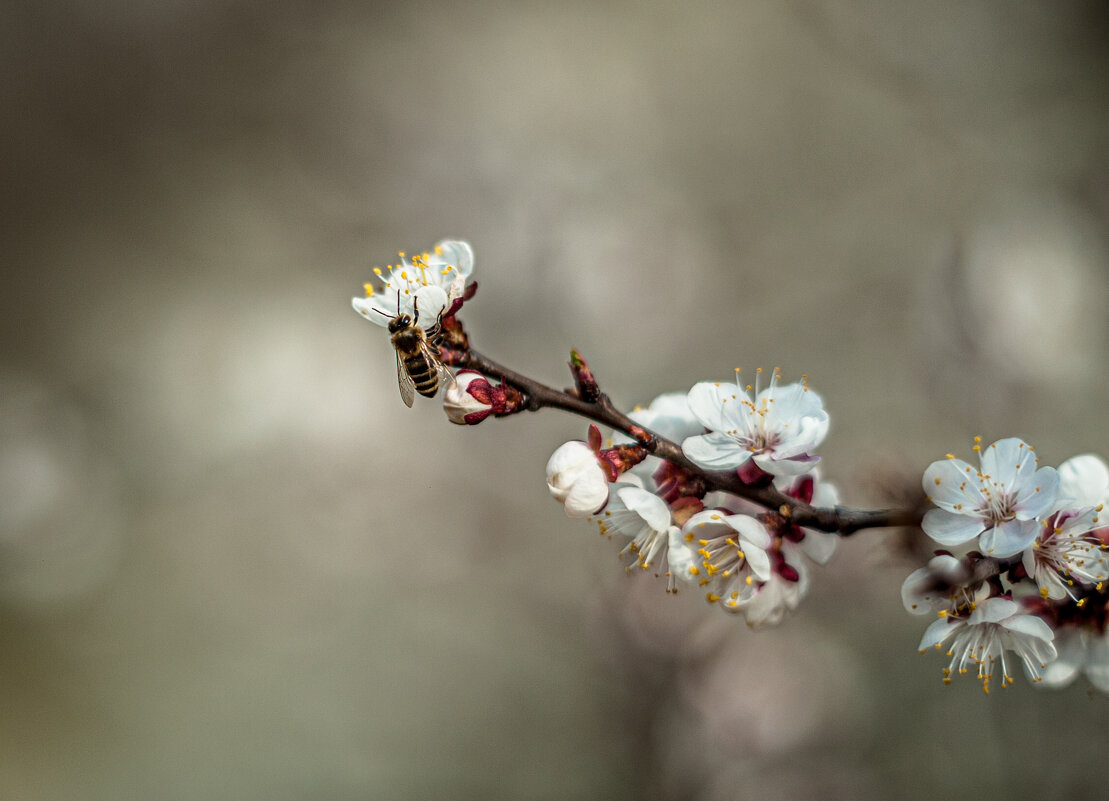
left=375, top=292, right=456, bottom=407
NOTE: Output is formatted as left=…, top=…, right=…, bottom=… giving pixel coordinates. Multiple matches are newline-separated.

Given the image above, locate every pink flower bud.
left=443, top=370, right=494, bottom=425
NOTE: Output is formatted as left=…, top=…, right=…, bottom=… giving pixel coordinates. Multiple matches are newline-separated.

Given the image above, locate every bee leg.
left=426, top=310, right=445, bottom=344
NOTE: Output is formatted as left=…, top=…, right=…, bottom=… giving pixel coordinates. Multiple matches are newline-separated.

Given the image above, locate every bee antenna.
left=370, top=306, right=392, bottom=319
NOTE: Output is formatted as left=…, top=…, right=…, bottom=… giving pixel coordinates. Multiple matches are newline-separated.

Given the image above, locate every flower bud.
left=443, top=370, right=527, bottom=425
left=568, top=349, right=600, bottom=403
left=546, top=439, right=610, bottom=517
left=443, top=370, right=495, bottom=425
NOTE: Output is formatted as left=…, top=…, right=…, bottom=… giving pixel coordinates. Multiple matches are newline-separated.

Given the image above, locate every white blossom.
left=682, top=369, right=828, bottom=478
left=593, top=484, right=694, bottom=592
left=626, top=391, right=704, bottom=443
left=1022, top=507, right=1109, bottom=600
left=921, top=437, right=1059, bottom=557
left=901, top=554, right=982, bottom=616
left=777, top=471, right=840, bottom=566
left=736, top=551, right=811, bottom=627
left=352, top=239, right=473, bottom=329
left=679, top=509, right=773, bottom=614
left=917, top=596, right=1056, bottom=692
left=546, top=440, right=609, bottom=518
left=1056, top=453, right=1109, bottom=509
left=1039, top=625, right=1109, bottom=693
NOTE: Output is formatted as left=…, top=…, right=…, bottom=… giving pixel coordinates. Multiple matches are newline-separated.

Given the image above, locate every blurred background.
left=3, top=1, right=1109, bottom=798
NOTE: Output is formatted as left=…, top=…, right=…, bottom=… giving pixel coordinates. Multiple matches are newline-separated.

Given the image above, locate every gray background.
left=3, top=1, right=1108, bottom=799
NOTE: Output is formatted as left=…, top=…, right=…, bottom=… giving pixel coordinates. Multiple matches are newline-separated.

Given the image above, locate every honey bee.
left=376, top=293, right=456, bottom=407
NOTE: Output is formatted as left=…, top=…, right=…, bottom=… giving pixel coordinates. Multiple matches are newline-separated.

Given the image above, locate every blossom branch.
left=456, top=346, right=925, bottom=535
left=354, top=239, right=1109, bottom=691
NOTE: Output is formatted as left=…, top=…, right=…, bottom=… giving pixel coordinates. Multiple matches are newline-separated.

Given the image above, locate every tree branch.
left=456, top=347, right=926, bottom=535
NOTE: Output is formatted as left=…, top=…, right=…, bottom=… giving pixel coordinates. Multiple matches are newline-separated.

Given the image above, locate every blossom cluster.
left=909, top=439, right=1109, bottom=693
left=545, top=371, right=837, bottom=627
left=352, top=239, right=1109, bottom=695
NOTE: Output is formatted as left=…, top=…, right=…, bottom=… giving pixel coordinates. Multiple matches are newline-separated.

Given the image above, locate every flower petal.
left=978, top=437, right=1034, bottom=492
left=901, top=567, right=938, bottom=615
left=753, top=451, right=819, bottom=476
left=682, top=432, right=751, bottom=470
left=1000, top=612, right=1054, bottom=643
left=563, top=469, right=609, bottom=517
left=918, top=616, right=959, bottom=651
left=799, top=529, right=837, bottom=565
left=546, top=441, right=594, bottom=481
left=433, top=239, right=474, bottom=279
left=1038, top=628, right=1084, bottom=688
left=969, top=596, right=1019, bottom=624
left=726, top=514, right=772, bottom=550
left=1058, top=454, right=1109, bottom=508
left=412, top=285, right=449, bottom=328
left=351, top=295, right=392, bottom=327
left=616, top=486, right=671, bottom=533
left=686, top=381, right=737, bottom=433
left=979, top=518, right=1040, bottom=557
left=666, top=526, right=697, bottom=584
left=921, top=508, right=983, bottom=546
left=923, top=457, right=985, bottom=512
left=1011, top=466, right=1059, bottom=519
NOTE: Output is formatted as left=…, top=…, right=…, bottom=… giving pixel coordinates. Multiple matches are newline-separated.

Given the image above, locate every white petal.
left=922, top=458, right=984, bottom=512
left=901, top=567, right=938, bottom=615
left=682, top=432, right=750, bottom=470
left=546, top=441, right=594, bottom=480
left=1038, top=628, right=1085, bottom=688
left=764, top=383, right=824, bottom=424
left=433, top=240, right=474, bottom=279
left=1058, top=454, right=1109, bottom=507
left=351, top=296, right=392, bottom=327
left=978, top=518, right=1040, bottom=557
left=682, top=509, right=732, bottom=536
left=979, top=437, right=1033, bottom=491
left=921, top=508, right=983, bottom=546
left=1012, top=466, right=1059, bottom=519
left=686, top=381, right=735, bottom=433
left=616, top=486, right=671, bottom=533
left=789, top=412, right=830, bottom=453
left=1000, top=612, right=1054, bottom=643
left=412, top=285, right=449, bottom=329
left=753, top=452, right=819, bottom=477
left=799, top=530, right=837, bottom=565
left=969, top=597, right=1019, bottom=625
left=629, top=392, right=703, bottom=442
left=918, top=616, right=959, bottom=651
left=743, top=541, right=773, bottom=581
left=563, top=468, right=609, bottom=518
left=726, top=514, right=772, bottom=550
left=809, top=478, right=840, bottom=507
left=666, top=526, right=697, bottom=583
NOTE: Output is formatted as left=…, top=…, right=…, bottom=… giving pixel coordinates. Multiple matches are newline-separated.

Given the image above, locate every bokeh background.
left=3, top=1, right=1109, bottom=798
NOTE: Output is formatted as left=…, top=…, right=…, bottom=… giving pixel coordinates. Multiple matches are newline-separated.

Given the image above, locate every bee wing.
left=436, top=361, right=457, bottom=395
left=396, top=351, right=416, bottom=408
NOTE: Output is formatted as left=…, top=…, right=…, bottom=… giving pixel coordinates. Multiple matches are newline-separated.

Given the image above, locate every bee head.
left=388, top=313, right=411, bottom=334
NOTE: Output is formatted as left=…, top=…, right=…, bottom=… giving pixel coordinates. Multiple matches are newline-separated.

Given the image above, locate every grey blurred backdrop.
left=3, top=1, right=1109, bottom=799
